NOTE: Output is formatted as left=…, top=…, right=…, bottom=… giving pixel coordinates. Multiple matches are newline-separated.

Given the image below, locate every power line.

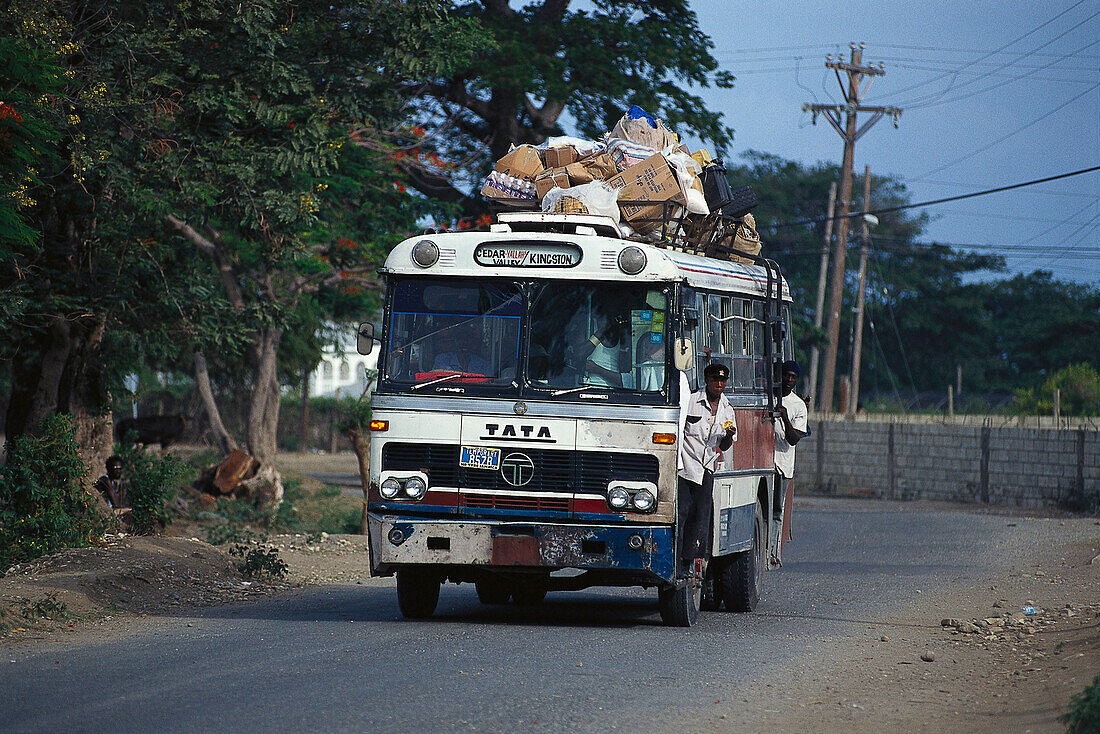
left=872, top=41, right=1100, bottom=59
left=911, top=82, right=1100, bottom=179
left=874, top=0, right=1093, bottom=104
left=900, top=37, right=1100, bottom=112
left=772, top=165, right=1100, bottom=229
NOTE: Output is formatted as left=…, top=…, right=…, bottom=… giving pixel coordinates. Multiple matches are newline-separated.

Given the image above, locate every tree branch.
left=166, top=214, right=247, bottom=312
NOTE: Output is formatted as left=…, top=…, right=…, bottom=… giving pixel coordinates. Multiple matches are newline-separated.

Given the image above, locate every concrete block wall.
left=800, top=419, right=1099, bottom=509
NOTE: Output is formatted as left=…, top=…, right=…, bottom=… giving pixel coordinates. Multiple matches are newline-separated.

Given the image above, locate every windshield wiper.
left=411, top=373, right=466, bottom=390
left=551, top=384, right=606, bottom=397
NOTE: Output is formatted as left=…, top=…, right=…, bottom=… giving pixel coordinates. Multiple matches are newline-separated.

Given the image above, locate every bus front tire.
left=721, top=503, right=764, bottom=612
left=397, top=567, right=441, bottom=618
left=700, top=564, right=721, bottom=611
left=658, top=579, right=701, bottom=627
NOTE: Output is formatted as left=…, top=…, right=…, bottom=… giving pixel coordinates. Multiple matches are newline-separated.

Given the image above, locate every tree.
left=383, top=0, right=735, bottom=211
left=104, top=0, right=484, bottom=467
left=1, top=0, right=485, bottom=477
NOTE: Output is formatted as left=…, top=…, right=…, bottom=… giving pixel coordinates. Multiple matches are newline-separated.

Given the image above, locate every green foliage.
left=18, top=593, right=68, bottom=621
left=0, top=415, right=106, bottom=573
left=397, top=0, right=732, bottom=209
left=114, top=444, right=190, bottom=534
left=200, top=477, right=358, bottom=543
left=1012, top=363, right=1100, bottom=417
left=1061, top=674, right=1100, bottom=734
left=228, top=543, right=288, bottom=581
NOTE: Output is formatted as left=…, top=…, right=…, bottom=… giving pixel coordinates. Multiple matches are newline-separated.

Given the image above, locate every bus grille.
left=381, top=443, right=658, bottom=495
left=464, top=494, right=570, bottom=512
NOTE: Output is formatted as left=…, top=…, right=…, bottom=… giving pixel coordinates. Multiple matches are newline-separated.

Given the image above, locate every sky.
left=690, top=0, right=1100, bottom=285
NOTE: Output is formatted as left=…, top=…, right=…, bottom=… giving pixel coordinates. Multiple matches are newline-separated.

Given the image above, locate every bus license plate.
left=460, top=446, right=501, bottom=470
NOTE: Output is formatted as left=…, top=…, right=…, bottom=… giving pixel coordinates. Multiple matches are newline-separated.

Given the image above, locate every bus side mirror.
left=673, top=338, right=694, bottom=371
left=356, top=322, right=376, bottom=356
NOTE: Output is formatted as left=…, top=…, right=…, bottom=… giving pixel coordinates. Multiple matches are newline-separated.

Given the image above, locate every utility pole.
left=848, top=165, right=872, bottom=415
left=803, top=43, right=901, bottom=413
left=807, top=181, right=837, bottom=411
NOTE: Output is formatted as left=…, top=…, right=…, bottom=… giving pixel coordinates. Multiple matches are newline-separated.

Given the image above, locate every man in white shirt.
left=677, top=363, right=737, bottom=576
left=774, top=360, right=808, bottom=532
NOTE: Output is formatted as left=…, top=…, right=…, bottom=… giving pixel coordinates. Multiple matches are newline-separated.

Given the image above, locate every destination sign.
left=474, top=242, right=581, bottom=268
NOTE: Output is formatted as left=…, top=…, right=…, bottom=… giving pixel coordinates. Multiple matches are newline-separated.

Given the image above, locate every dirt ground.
left=1, top=450, right=1097, bottom=732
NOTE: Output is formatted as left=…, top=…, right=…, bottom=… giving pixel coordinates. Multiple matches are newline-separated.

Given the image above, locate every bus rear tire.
left=397, top=567, right=441, bottom=618
left=658, top=579, right=701, bottom=627
left=721, top=503, right=764, bottom=612
left=511, top=577, right=548, bottom=606
left=475, top=578, right=511, bottom=605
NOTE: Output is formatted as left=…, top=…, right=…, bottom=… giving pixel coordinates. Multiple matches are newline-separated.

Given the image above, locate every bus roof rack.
left=494, top=212, right=624, bottom=239
left=487, top=203, right=763, bottom=266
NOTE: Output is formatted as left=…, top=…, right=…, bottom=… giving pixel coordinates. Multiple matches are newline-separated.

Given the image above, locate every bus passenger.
left=678, top=363, right=737, bottom=576
left=583, top=315, right=629, bottom=387
left=774, top=360, right=808, bottom=518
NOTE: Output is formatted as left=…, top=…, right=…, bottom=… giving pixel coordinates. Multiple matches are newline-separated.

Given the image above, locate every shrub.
left=1012, top=363, right=1100, bottom=416
left=114, top=444, right=189, bottom=534
left=229, top=543, right=288, bottom=580
left=1061, top=674, right=1100, bottom=734
left=0, top=415, right=107, bottom=573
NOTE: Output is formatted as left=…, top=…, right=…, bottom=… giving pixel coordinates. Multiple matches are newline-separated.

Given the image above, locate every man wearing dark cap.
left=677, top=362, right=737, bottom=577
left=774, top=361, right=808, bottom=532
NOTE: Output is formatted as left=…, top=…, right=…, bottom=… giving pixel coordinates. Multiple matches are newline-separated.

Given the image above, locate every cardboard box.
left=535, top=167, right=571, bottom=199
left=606, top=153, right=686, bottom=233
left=495, top=144, right=544, bottom=181
left=544, top=145, right=578, bottom=168
left=564, top=162, right=594, bottom=185
left=579, top=153, right=618, bottom=180
left=480, top=145, right=545, bottom=201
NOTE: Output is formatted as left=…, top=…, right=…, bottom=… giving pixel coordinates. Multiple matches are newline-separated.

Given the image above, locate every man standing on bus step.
left=774, top=360, right=808, bottom=542
left=678, top=363, right=737, bottom=577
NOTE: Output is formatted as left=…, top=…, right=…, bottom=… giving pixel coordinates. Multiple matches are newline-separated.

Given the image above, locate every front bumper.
left=368, top=513, right=675, bottom=583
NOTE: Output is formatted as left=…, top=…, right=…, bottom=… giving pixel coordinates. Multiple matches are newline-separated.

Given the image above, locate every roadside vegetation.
left=1061, top=674, right=1100, bottom=734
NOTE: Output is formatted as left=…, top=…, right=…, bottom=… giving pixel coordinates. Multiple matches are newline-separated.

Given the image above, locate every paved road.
left=0, top=498, right=1074, bottom=733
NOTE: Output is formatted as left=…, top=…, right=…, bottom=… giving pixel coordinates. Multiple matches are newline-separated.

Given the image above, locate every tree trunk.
left=299, top=367, right=310, bottom=452
left=246, top=326, right=283, bottom=466
left=194, top=350, right=238, bottom=457
left=343, top=424, right=371, bottom=534
left=64, top=316, right=113, bottom=480
left=23, top=315, right=72, bottom=433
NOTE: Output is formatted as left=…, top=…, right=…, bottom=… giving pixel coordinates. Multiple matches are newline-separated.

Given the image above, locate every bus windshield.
left=381, top=277, right=669, bottom=399
left=527, top=282, right=668, bottom=394
left=385, top=280, right=522, bottom=387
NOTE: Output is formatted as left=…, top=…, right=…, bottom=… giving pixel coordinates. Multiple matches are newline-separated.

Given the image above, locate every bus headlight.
left=380, top=478, right=402, bottom=499
left=617, top=246, right=646, bottom=275
left=411, top=239, right=440, bottom=268
left=607, top=487, right=631, bottom=510
left=631, top=489, right=656, bottom=512
left=404, top=476, right=428, bottom=500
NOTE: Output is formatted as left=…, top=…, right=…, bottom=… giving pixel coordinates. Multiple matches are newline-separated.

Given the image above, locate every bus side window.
left=726, top=297, right=752, bottom=391
left=751, top=299, right=767, bottom=390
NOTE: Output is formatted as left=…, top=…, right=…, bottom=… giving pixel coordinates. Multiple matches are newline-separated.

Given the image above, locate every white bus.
left=358, top=211, right=793, bottom=626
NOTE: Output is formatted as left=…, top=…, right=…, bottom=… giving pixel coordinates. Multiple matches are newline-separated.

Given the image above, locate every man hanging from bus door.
left=677, top=362, right=737, bottom=579
left=774, top=360, right=808, bottom=559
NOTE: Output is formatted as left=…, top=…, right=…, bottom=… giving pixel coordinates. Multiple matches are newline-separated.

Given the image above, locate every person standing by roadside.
left=677, top=363, right=737, bottom=577
left=774, top=360, right=808, bottom=543
left=93, top=455, right=133, bottom=527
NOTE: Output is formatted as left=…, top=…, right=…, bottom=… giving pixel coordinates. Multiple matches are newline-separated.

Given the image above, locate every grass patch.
left=197, top=477, right=360, bottom=545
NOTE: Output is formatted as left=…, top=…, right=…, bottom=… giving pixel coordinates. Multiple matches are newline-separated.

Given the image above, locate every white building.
left=309, top=326, right=380, bottom=398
